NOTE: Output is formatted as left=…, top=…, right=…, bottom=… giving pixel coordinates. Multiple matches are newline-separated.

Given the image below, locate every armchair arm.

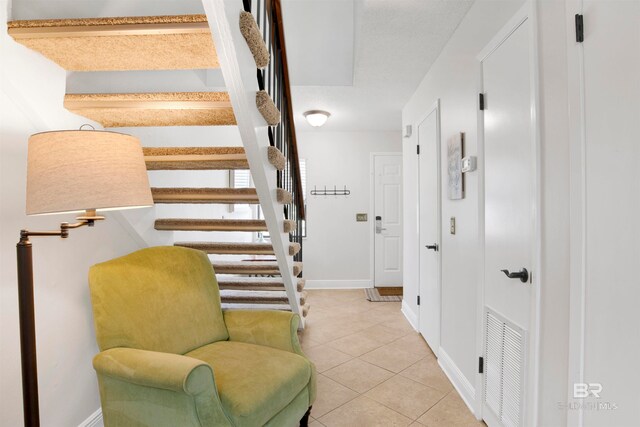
left=93, top=347, right=213, bottom=395
left=223, top=310, right=303, bottom=354
left=94, top=347, right=233, bottom=426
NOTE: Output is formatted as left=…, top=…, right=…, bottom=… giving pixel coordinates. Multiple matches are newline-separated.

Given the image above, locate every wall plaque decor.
left=448, top=132, right=465, bottom=200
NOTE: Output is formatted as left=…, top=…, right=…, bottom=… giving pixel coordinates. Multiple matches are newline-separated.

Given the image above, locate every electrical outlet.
left=356, top=213, right=368, bottom=222
left=450, top=217, right=456, bottom=234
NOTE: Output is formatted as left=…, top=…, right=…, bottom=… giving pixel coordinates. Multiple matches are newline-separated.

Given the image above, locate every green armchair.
left=88, top=246, right=316, bottom=426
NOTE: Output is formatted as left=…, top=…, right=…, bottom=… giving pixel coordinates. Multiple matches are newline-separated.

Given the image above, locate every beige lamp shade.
left=26, top=130, right=153, bottom=215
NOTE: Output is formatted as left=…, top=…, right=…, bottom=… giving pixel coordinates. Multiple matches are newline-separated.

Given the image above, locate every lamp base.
left=16, top=237, right=40, bottom=427
left=16, top=211, right=105, bottom=427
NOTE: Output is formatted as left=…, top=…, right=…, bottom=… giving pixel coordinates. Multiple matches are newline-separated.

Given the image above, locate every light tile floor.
left=298, top=289, right=485, bottom=427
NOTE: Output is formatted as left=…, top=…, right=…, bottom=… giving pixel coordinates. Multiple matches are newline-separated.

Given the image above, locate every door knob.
left=500, top=268, right=529, bottom=283
left=425, top=244, right=439, bottom=251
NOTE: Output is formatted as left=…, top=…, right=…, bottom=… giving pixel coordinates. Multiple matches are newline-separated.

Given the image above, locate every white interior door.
left=373, top=154, right=403, bottom=286
left=480, top=10, right=536, bottom=427
left=418, top=105, right=441, bottom=355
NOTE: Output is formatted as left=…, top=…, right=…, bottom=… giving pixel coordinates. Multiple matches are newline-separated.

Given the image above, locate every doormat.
left=377, top=287, right=403, bottom=296
left=365, top=288, right=402, bottom=302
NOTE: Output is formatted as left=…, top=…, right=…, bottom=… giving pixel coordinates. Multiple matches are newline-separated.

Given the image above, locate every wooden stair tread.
left=219, top=290, right=308, bottom=305
left=221, top=303, right=290, bottom=311
left=64, top=92, right=235, bottom=127
left=220, top=290, right=288, bottom=303
left=7, top=15, right=218, bottom=71
left=156, top=218, right=296, bottom=233
left=216, top=276, right=305, bottom=292
left=156, top=218, right=268, bottom=232
left=221, top=290, right=306, bottom=305
left=151, top=188, right=292, bottom=205
left=144, top=146, right=285, bottom=170
left=211, top=261, right=303, bottom=276
left=151, top=188, right=259, bottom=204
left=221, top=302, right=310, bottom=317
left=175, top=241, right=300, bottom=256
left=144, top=147, right=248, bottom=170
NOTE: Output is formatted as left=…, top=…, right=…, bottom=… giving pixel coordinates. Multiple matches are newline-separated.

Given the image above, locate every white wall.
left=0, top=6, right=143, bottom=425
left=402, top=0, right=526, bottom=404
left=297, top=131, right=401, bottom=288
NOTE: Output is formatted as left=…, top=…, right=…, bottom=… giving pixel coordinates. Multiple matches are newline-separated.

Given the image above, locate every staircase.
left=8, top=1, right=308, bottom=321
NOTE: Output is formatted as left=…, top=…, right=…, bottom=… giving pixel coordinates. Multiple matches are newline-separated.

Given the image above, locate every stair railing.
left=244, top=0, right=305, bottom=262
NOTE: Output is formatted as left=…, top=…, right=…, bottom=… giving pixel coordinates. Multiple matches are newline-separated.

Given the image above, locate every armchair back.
left=89, top=246, right=228, bottom=354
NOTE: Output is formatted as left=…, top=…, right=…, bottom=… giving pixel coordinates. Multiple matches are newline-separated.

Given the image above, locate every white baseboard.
left=79, top=408, right=103, bottom=427
left=437, top=347, right=480, bottom=419
left=304, top=280, right=372, bottom=289
left=401, top=299, right=419, bottom=331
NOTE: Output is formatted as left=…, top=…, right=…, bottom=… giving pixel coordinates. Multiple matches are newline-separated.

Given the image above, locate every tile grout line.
left=365, top=367, right=454, bottom=421
left=317, top=394, right=414, bottom=425
left=412, top=389, right=456, bottom=424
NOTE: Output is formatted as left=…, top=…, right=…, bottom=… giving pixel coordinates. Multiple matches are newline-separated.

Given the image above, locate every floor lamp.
left=17, top=129, right=153, bottom=427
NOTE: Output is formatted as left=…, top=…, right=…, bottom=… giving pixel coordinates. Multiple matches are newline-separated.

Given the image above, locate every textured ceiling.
left=284, top=0, right=474, bottom=131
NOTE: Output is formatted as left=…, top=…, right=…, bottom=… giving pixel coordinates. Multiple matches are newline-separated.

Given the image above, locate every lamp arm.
left=21, top=211, right=105, bottom=240
left=20, top=221, right=86, bottom=240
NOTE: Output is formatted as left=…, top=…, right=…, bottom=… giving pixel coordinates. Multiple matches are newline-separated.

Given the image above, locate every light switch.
left=450, top=217, right=456, bottom=234
left=461, top=156, right=477, bottom=173
left=356, top=213, right=368, bottom=222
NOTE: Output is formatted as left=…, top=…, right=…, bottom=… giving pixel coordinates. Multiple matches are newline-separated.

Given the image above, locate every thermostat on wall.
left=461, top=156, right=477, bottom=173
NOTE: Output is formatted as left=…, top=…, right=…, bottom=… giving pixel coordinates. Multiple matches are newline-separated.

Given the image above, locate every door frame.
left=565, top=0, right=586, bottom=425
left=416, top=99, right=442, bottom=355
left=369, top=152, right=403, bottom=288
left=474, top=2, right=542, bottom=424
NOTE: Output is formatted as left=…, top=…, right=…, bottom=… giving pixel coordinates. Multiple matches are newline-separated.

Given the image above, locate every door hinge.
left=478, top=356, right=484, bottom=374
left=479, top=93, right=485, bottom=110
left=417, top=295, right=421, bottom=305
left=575, top=14, right=584, bottom=43
left=417, top=145, right=420, bottom=155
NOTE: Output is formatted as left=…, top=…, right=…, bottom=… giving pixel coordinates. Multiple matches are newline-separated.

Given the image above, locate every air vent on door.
left=483, top=307, right=525, bottom=427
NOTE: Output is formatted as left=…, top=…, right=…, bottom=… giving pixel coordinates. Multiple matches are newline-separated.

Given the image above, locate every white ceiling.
left=283, top=0, right=474, bottom=131
left=11, top=0, right=474, bottom=132
left=283, top=1, right=355, bottom=86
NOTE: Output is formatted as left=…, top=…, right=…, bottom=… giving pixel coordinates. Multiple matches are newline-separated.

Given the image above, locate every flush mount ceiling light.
left=303, top=110, right=331, bottom=127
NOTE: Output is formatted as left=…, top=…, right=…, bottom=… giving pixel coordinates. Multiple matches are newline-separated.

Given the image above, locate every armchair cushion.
left=186, top=340, right=312, bottom=426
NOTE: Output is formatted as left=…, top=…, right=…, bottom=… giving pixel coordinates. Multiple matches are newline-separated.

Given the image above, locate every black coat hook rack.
left=310, top=185, right=351, bottom=196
